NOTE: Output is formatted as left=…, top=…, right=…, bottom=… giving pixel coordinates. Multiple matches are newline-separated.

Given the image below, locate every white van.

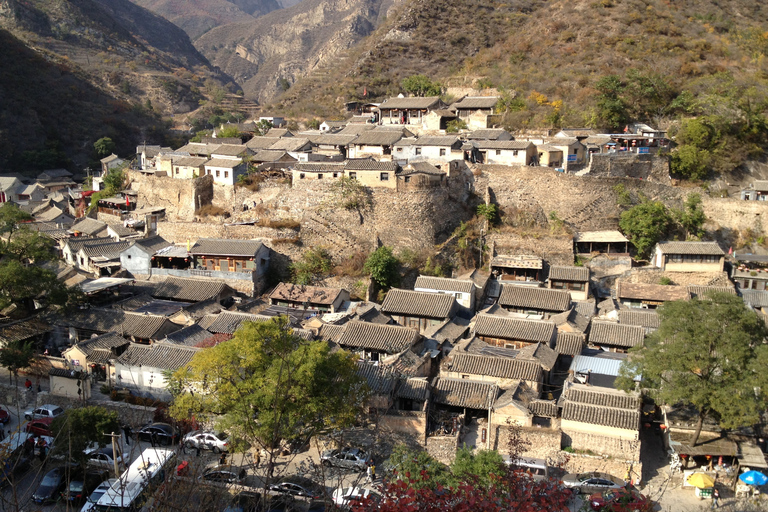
left=503, top=455, right=550, bottom=481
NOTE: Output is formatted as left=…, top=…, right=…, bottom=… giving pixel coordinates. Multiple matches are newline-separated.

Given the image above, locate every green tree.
left=330, top=176, right=369, bottom=210
left=93, top=137, right=115, bottom=157
left=476, top=203, right=498, bottom=224
left=0, top=340, right=34, bottom=386
left=617, top=292, right=768, bottom=446
left=50, top=406, right=122, bottom=470
left=218, top=125, right=242, bottom=139
left=672, top=193, right=707, bottom=239
left=169, top=317, right=365, bottom=479
left=255, top=120, right=274, bottom=136
left=384, top=444, right=451, bottom=489
left=670, top=145, right=710, bottom=180
left=289, top=247, right=333, bottom=285
left=445, top=119, right=468, bottom=133
left=595, top=75, right=629, bottom=131
left=450, top=447, right=505, bottom=488
left=364, top=246, right=400, bottom=291
left=618, top=200, right=674, bottom=258
left=401, top=75, right=442, bottom=97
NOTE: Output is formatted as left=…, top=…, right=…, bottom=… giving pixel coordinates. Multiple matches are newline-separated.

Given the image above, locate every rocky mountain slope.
left=194, top=0, right=398, bottom=103
left=128, top=0, right=282, bottom=40
left=0, top=0, right=232, bottom=172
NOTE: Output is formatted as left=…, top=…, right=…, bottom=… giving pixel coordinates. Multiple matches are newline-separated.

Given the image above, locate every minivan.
left=503, top=456, right=549, bottom=481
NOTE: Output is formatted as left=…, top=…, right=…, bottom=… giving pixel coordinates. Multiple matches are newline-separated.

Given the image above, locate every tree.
left=289, top=247, right=333, bottom=285
left=672, top=193, right=707, bottom=239
left=383, top=444, right=451, bottom=489
left=401, top=75, right=442, bottom=97
left=595, top=75, right=629, bottom=131
left=0, top=340, right=34, bottom=386
left=445, top=119, right=468, bottom=133
left=255, top=119, right=274, bottom=136
left=476, top=204, right=498, bottom=224
left=616, top=292, right=768, bottom=447
left=330, top=176, right=369, bottom=210
left=450, top=446, right=505, bottom=488
left=364, top=246, right=400, bottom=291
left=93, top=137, right=115, bottom=157
left=169, top=317, right=365, bottom=484
left=50, top=406, right=121, bottom=469
left=670, top=145, right=710, bottom=180
left=217, top=125, right=242, bottom=139
left=618, top=200, right=674, bottom=258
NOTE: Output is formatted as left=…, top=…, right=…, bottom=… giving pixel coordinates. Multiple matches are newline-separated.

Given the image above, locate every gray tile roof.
left=350, top=131, right=404, bottom=146
left=452, top=97, right=499, bottom=109
left=565, top=387, right=641, bottom=410
left=561, top=402, right=640, bottom=431
left=198, top=311, right=271, bottom=334
left=164, top=324, right=214, bottom=346
left=75, top=332, right=130, bottom=356
left=431, top=377, right=496, bottom=409
left=412, top=136, right=461, bottom=147
left=0, top=318, right=51, bottom=345
left=267, top=138, right=312, bottom=152
left=473, top=140, right=534, bottom=150
left=269, top=282, right=345, bottom=306
left=414, top=276, right=474, bottom=294
left=555, top=332, right=585, bottom=356
left=618, top=310, right=660, bottom=329
left=616, top=281, right=690, bottom=302
left=117, top=342, right=199, bottom=370
left=400, top=162, right=445, bottom=176
left=395, top=378, right=429, bottom=401
left=345, top=159, right=399, bottom=171
left=65, top=309, right=181, bottom=340
left=246, top=137, right=282, bottom=150
left=205, top=158, right=242, bottom=168
left=189, top=238, right=265, bottom=257
left=265, top=128, right=294, bottom=137
left=252, top=150, right=294, bottom=162
left=71, top=218, right=108, bottom=236
left=313, top=134, right=359, bottom=146
left=337, top=321, right=420, bottom=354
left=742, top=290, right=768, bottom=307
left=473, top=314, right=556, bottom=343
left=88, top=348, right=115, bottom=364
left=211, top=144, right=249, bottom=157
left=173, top=156, right=208, bottom=167
left=81, top=241, right=131, bottom=259
left=656, top=241, right=725, bottom=255
left=107, top=223, right=136, bottom=238
left=498, top=286, right=571, bottom=313
left=153, top=276, right=232, bottom=302
left=356, top=362, right=397, bottom=395
left=381, top=289, right=456, bottom=319
left=516, top=342, right=558, bottom=372
left=449, top=353, right=543, bottom=382
left=466, top=129, right=511, bottom=140
left=548, top=266, right=590, bottom=282
left=687, top=285, right=736, bottom=298
left=317, top=323, right=347, bottom=343
left=528, top=400, right=558, bottom=417
left=589, top=321, right=645, bottom=348
left=131, top=235, right=172, bottom=254
left=379, top=97, right=443, bottom=110
left=293, top=162, right=346, bottom=172
left=179, top=297, right=224, bottom=320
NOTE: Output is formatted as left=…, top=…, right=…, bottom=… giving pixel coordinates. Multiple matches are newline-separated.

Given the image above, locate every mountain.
left=128, top=0, right=282, bottom=41
left=0, top=0, right=233, bottom=172
left=194, top=0, right=397, bottom=103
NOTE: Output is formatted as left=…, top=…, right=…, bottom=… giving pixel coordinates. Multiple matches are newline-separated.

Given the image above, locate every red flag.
left=126, top=196, right=130, bottom=207
left=728, top=246, right=733, bottom=255
left=363, top=87, right=367, bottom=97
left=623, top=125, right=629, bottom=133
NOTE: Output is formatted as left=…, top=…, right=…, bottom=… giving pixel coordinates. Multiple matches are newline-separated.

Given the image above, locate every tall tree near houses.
left=616, top=292, right=768, bottom=447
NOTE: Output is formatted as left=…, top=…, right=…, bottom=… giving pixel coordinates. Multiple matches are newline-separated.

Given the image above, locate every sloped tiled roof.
left=549, top=266, right=590, bottom=282
left=117, top=342, right=199, bottom=370
left=413, top=136, right=460, bottom=147
left=529, top=400, right=558, bottom=417
left=562, top=402, right=640, bottom=431
left=400, top=162, right=445, bottom=176
left=189, top=238, right=264, bottom=257
left=565, top=387, right=641, bottom=410
left=211, top=144, right=249, bottom=157
left=64, top=309, right=181, bottom=340
left=616, top=281, right=690, bottom=302
left=656, top=241, right=724, bottom=255
left=74, top=332, right=130, bottom=356
left=337, top=321, right=420, bottom=354
left=588, top=321, right=645, bottom=348
left=452, top=96, right=499, bottom=109
left=351, top=131, right=404, bottom=146
left=395, top=378, right=429, bottom=401
left=179, top=297, right=224, bottom=321
left=35, top=207, right=72, bottom=224
left=498, top=286, right=571, bottom=312
left=252, top=150, right=294, bottom=162
left=618, top=310, right=660, bottom=329
left=466, top=129, right=511, bottom=140
left=153, top=276, right=232, bottom=302
left=473, top=140, right=533, bottom=150
left=246, top=137, right=282, bottom=150
left=313, top=134, right=359, bottom=146
left=554, top=332, right=585, bottom=356
left=267, top=138, right=312, bottom=152
left=357, top=362, right=397, bottom=395
left=205, top=158, right=241, bottom=168
left=131, top=235, right=172, bottom=255
left=449, top=353, right=542, bottom=382
left=81, top=241, right=131, bottom=258
left=414, top=276, right=474, bottom=294
left=687, top=285, right=736, bottom=298
left=345, top=159, right=399, bottom=171
left=198, top=311, right=270, bottom=334
left=379, top=96, right=442, bottom=110
left=164, top=324, right=214, bottom=346
left=317, top=323, right=346, bottom=343
left=473, top=314, right=556, bottom=343
left=0, top=318, right=50, bottom=345
left=431, top=378, right=496, bottom=409
left=270, top=282, right=345, bottom=306
left=742, top=290, right=768, bottom=308
left=173, top=156, right=208, bottom=167
left=516, top=342, right=558, bottom=371
left=71, top=217, right=108, bottom=236
left=107, top=223, right=136, bottom=238
left=381, top=289, right=456, bottom=319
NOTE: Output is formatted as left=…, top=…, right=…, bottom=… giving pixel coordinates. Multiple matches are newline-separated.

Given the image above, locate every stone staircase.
left=302, top=209, right=360, bottom=257
left=561, top=195, right=616, bottom=230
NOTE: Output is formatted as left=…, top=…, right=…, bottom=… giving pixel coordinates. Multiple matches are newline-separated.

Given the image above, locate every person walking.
left=367, top=464, right=375, bottom=484
left=37, top=437, right=48, bottom=464
left=253, top=450, right=260, bottom=468
left=712, top=488, right=720, bottom=509
left=24, top=379, right=32, bottom=390
left=219, top=453, right=227, bottom=465
left=123, top=424, right=132, bottom=446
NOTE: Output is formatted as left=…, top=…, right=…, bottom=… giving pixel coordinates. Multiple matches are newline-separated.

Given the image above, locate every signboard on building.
left=567, top=154, right=577, bottom=163
left=637, top=147, right=650, bottom=154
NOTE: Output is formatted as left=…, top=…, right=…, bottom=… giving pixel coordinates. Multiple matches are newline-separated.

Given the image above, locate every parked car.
left=80, top=478, right=117, bottom=512
left=224, top=491, right=262, bottom=512
left=62, top=469, right=108, bottom=503
left=183, top=430, right=229, bottom=453
left=320, top=447, right=372, bottom=472
left=32, top=466, right=69, bottom=503
left=85, top=445, right=128, bottom=470
left=0, top=453, right=32, bottom=488
left=561, top=472, right=625, bottom=494
left=24, top=418, right=53, bottom=437
left=265, top=495, right=302, bottom=512
left=332, top=487, right=380, bottom=508
left=588, top=487, right=652, bottom=511
left=200, top=465, right=247, bottom=485
left=24, top=404, right=65, bottom=421
left=268, top=476, right=325, bottom=499
left=137, top=422, right=179, bottom=446
left=0, top=406, right=10, bottom=424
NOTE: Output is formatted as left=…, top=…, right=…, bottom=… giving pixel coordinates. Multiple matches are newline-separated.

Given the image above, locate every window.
left=513, top=150, right=519, bottom=156
left=127, top=255, right=132, bottom=259
left=349, top=172, right=357, bottom=179
left=404, top=176, right=411, bottom=183
left=333, top=173, right=338, bottom=178
left=175, top=169, right=179, bottom=175
left=415, top=148, right=422, bottom=155
left=216, top=170, right=220, bottom=177
left=380, top=172, right=389, bottom=181
left=207, top=169, right=211, bottom=175
left=439, top=148, right=446, bottom=156
left=317, top=173, right=323, bottom=179
left=454, top=293, right=461, bottom=299
left=496, top=150, right=501, bottom=155
left=396, top=147, right=403, bottom=152
left=224, top=171, right=229, bottom=178
left=300, top=173, right=305, bottom=179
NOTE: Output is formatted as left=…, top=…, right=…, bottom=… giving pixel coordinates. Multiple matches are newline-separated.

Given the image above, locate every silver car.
left=23, top=404, right=64, bottom=421
left=320, top=447, right=371, bottom=472
left=183, top=430, right=229, bottom=453
left=561, top=472, right=624, bottom=494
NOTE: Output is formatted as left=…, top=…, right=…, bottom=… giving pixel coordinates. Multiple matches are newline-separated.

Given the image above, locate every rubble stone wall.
left=587, top=154, right=671, bottom=184
left=426, top=434, right=460, bottom=465
left=562, top=429, right=641, bottom=462
left=492, top=425, right=563, bottom=462
left=126, top=170, right=212, bottom=221
left=379, top=412, right=427, bottom=445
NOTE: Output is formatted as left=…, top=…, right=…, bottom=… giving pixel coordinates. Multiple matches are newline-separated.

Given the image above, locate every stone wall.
left=492, top=425, right=563, bottom=462
left=379, top=411, right=427, bottom=445
left=564, top=454, right=645, bottom=486
left=562, top=429, right=641, bottom=462
left=13, top=391, right=156, bottom=428
left=426, top=434, right=460, bottom=465
left=126, top=171, right=212, bottom=221
left=587, top=154, right=671, bottom=184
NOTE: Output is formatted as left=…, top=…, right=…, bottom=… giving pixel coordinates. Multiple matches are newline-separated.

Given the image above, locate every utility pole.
left=105, top=432, right=122, bottom=478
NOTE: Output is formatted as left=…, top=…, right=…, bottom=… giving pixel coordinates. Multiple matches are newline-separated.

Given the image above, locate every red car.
left=25, top=418, right=53, bottom=437
left=588, top=487, right=652, bottom=512
left=0, top=407, right=9, bottom=424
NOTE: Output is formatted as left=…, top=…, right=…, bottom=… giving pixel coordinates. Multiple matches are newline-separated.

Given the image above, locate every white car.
left=183, top=430, right=229, bottom=453
left=332, top=487, right=380, bottom=508
left=85, top=445, right=128, bottom=470
left=23, top=404, right=65, bottom=421
left=80, top=478, right=117, bottom=512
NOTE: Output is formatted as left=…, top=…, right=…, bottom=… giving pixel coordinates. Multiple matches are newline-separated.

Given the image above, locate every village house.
left=397, top=162, right=447, bottom=189
left=310, top=133, right=358, bottom=158
left=37, top=169, right=76, bottom=193
left=63, top=308, right=183, bottom=344
left=76, top=240, right=131, bottom=276
left=203, top=158, right=248, bottom=186
left=344, top=159, right=400, bottom=189
left=250, top=150, right=298, bottom=170
left=547, top=266, right=590, bottom=301
left=34, top=205, right=73, bottom=226
left=266, top=138, right=314, bottom=162
left=381, top=288, right=458, bottom=333
left=731, top=253, right=768, bottom=291
left=451, top=96, right=500, bottom=129
left=472, top=140, right=536, bottom=166
left=616, top=280, right=690, bottom=309
left=588, top=321, right=645, bottom=352
left=545, top=137, right=587, bottom=168
left=168, top=156, right=206, bottom=179
left=118, top=235, right=173, bottom=275
left=535, top=145, right=563, bottom=168
left=15, top=183, right=46, bottom=204
left=61, top=236, right=111, bottom=267
left=187, top=238, right=270, bottom=294
left=490, top=254, right=544, bottom=283
left=112, top=342, right=198, bottom=400
left=377, top=96, right=448, bottom=126
left=0, top=176, right=23, bottom=203
left=100, top=154, right=125, bottom=175
left=269, top=282, right=350, bottom=313
left=61, top=332, right=130, bottom=379
left=337, top=320, right=421, bottom=361
left=442, top=352, right=544, bottom=392
left=408, top=136, right=464, bottom=163
left=199, top=311, right=271, bottom=335
left=319, top=120, right=347, bottom=132
left=152, top=276, right=236, bottom=304
left=414, top=275, right=476, bottom=311
left=466, top=129, right=513, bottom=141
left=347, top=130, right=404, bottom=159
left=473, top=313, right=557, bottom=349
left=740, top=180, right=768, bottom=201
left=618, top=310, right=660, bottom=334
left=498, top=285, right=571, bottom=318
left=136, top=145, right=165, bottom=171
left=574, top=231, right=630, bottom=255
left=246, top=137, right=282, bottom=151
left=291, top=162, right=346, bottom=183
left=421, top=109, right=458, bottom=131
left=651, top=241, right=725, bottom=272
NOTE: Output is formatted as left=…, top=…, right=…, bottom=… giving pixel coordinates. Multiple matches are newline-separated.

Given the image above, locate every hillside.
left=128, top=0, right=282, bottom=40
left=194, top=0, right=397, bottom=103
left=0, top=0, right=234, bottom=173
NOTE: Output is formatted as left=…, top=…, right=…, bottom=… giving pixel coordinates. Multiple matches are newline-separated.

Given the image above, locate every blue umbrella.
left=740, top=470, right=768, bottom=486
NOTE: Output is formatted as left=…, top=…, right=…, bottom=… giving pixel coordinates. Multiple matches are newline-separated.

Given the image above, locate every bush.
left=334, top=250, right=368, bottom=277
left=271, top=236, right=301, bottom=245
left=264, top=218, right=301, bottom=229
left=659, top=276, right=673, bottom=285
left=195, top=205, right=229, bottom=217
left=364, top=246, right=401, bottom=290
